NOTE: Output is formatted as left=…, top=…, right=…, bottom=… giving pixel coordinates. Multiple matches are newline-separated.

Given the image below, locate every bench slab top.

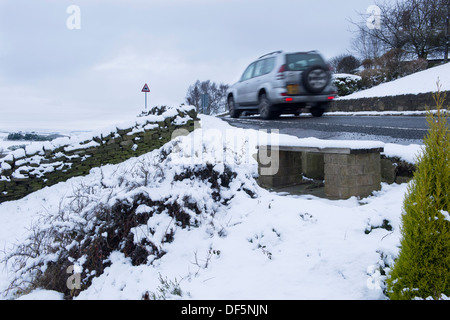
left=258, top=139, right=385, bottom=154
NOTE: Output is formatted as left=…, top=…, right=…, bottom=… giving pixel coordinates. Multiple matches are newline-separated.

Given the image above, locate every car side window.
left=264, top=57, right=275, bottom=74
left=253, top=60, right=266, bottom=78
left=240, top=63, right=256, bottom=81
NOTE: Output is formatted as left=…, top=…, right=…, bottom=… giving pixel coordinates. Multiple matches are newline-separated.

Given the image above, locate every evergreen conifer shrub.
left=386, top=87, right=450, bottom=300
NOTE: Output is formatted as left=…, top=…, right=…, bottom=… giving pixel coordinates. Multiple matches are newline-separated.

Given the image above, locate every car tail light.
left=276, top=64, right=286, bottom=80
left=285, top=97, right=293, bottom=102
left=328, top=96, right=335, bottom=100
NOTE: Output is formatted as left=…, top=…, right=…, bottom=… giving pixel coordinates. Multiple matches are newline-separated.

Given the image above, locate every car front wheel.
left=228, top=96, right=241, bottom=118
left=310, top=107, right=325, bottom=117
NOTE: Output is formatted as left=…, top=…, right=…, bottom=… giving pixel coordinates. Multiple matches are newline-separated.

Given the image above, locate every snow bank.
left=0, top=115, right=426, bottom=300
left=339, top=63, right=450, bottom=100
left=383, top=143, right=422, bottom=164
left=334, top=73, right=362, bottom=81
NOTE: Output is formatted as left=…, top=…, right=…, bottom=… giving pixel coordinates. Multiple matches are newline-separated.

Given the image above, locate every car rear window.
left=285, top=53, right=325, bottom=71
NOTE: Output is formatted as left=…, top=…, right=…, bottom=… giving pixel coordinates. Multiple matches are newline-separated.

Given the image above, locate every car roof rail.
left=290, top=50, right=319, bottom=54
left=258, top=51, right=282, bottom=59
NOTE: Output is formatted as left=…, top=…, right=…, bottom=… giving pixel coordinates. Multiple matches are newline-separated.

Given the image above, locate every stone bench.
left=257, top=143, right=384, bottom=199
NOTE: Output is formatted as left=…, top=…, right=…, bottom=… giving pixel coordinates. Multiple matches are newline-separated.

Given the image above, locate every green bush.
left=386, top=89, right=450, bottom=300
left=333, top=74, right=363, bottom=97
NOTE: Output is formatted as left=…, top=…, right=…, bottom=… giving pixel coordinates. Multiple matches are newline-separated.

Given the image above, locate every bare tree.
left=351, top=0, right=449, bottom=61
left=445, top=0, right=450, bottom=62
left=338, top=55, right=361, bottom=74
left=358, top=48, right=428, bottom=88
left=329, top=54, right=345, bottom=72
left=185, top=80, right=229, bottom=115
left=329, top=54, right=361, bottom=74
left=185, top=81, right=202, bottom=111
left=351, top=27, right=386, bottom=62
left=400, top=0, right=448, bottom=59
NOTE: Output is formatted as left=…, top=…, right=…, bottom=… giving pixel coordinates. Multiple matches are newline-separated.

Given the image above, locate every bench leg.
left=257, top=150, right=302, bottom=189
left=324, top=153, right=381, bottom=199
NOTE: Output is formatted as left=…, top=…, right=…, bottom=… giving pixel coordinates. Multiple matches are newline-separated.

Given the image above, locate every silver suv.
left=227, top=50, right=336, bottom=120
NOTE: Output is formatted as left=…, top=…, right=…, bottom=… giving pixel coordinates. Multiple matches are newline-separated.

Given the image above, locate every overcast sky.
left=0, top=0, right=376, bottom=132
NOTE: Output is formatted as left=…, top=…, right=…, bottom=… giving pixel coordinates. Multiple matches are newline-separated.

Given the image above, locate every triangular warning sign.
left=141, top=83, right=150, bottom=92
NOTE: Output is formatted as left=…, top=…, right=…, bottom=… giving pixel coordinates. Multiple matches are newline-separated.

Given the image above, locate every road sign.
left=141, top=83, right=150, bottom=92
left=142, top=83, right=150, bottom=109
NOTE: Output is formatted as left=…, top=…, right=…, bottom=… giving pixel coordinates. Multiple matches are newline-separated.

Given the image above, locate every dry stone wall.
left=329, top=91, right=450, bottom=113
left=0, top=106, right=198, bottom=203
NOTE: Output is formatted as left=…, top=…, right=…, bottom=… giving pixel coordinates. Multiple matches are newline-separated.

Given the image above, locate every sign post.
left=201, top=93, right=209, bottom=114
left=141, top=83, right=150, bottom=109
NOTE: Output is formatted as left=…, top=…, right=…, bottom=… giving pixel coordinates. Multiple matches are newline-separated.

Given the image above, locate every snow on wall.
left=0, top=106, right=198, bottom=203
left=330, top=63, right=450, bottom=113
left=339, top=63, right=450, bottom=100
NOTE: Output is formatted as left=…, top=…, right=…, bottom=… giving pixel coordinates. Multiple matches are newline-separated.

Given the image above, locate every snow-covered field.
left=338, top=62, right=450, bottom=100
left=0, top=113, right=423, bottom=300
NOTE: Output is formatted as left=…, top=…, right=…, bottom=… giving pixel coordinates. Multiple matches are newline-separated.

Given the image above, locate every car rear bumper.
left=271, top=94, right=336, bottom=104
left=271, top=90, right=336, bottom=105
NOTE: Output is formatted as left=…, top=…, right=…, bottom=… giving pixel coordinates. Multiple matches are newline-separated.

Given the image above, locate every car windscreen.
left=285, top=53, right=325, bottom=71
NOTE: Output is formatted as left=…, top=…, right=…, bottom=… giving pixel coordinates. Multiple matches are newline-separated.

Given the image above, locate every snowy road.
left=221, top=115, right=428, bottom=145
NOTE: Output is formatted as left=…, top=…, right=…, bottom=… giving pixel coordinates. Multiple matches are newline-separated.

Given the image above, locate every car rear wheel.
left=259, top=93, right=275, bottom=120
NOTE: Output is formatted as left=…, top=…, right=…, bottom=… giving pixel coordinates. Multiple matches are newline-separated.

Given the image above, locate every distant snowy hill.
left=338, top=63, right=450, bottom=100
